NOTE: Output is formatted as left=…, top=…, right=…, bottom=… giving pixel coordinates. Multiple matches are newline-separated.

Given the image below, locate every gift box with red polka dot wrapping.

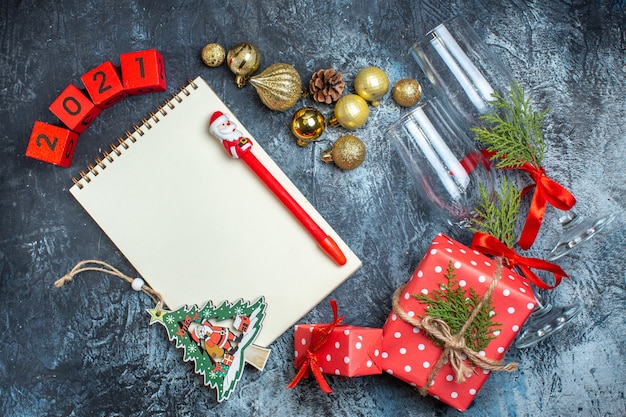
left=381, top=233, right=537, bottom=412
left=294, top=324, right=383, bottom=377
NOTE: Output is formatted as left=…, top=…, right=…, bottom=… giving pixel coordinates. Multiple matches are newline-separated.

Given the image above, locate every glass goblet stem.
left=515, top=286, right=581, bottom=349
left=548, top=210, right=618, bottom=261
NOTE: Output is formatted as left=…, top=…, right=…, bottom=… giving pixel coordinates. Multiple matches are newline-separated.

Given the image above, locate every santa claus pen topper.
left=208, top=111, right=347, bottom=266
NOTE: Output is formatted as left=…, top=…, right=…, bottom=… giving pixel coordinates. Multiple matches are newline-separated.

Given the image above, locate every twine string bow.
left=392, top=258, right=518, bottom=395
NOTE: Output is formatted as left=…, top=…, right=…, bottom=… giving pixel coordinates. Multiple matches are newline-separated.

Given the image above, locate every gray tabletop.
left=1, top=1, right=625, bottom=416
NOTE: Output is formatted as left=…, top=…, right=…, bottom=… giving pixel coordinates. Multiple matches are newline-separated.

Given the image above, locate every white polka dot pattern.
left=380, top=234, right=538, bottom=412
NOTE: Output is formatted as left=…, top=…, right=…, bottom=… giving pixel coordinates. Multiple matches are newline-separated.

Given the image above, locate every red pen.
left=208, top=111, right=347, bottom=266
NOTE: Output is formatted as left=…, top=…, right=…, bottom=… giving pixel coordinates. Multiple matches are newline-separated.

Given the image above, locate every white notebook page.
left=70, top=76, right=361, bottom=347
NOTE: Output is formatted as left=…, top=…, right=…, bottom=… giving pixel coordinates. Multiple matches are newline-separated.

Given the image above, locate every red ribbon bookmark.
left=471, top=232, right=568, bottom=290
left=287, top=300, right=344, bottom=393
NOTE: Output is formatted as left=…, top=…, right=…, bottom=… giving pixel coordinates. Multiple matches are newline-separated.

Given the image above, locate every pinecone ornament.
left=309, top=69, right=345, bottom=104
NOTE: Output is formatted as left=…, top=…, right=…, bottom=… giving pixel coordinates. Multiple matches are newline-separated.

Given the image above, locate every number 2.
left=92, top=70, right=112, bottom=94
left=36, top=133, right=58, bottom=151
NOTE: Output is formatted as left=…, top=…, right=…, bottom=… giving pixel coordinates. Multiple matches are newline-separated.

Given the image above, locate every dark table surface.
left=1, top=1, right=625, bottom=416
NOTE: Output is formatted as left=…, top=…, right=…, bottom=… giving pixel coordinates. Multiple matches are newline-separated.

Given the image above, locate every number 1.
left=135, top=57, right=145, bottom=78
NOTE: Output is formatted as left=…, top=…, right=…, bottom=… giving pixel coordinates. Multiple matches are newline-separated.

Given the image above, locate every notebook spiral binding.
left=71, top=78, right=199, bottom=190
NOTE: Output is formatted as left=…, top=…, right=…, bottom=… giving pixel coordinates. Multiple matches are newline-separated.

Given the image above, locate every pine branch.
left=471, top=82, right=549, bottom=169
left=414, top=261, right=501, bottom=352
left=469, top=177, right=522, bottom=248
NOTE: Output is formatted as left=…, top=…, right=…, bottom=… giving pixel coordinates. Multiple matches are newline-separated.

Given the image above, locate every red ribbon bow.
left=516, top=163, right=576, bottom=250
left=471, top=232, right=568, bottom=290
left=286, top=300, right=344, bottom=393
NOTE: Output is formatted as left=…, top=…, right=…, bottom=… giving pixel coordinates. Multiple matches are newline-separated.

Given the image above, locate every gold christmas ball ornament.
left=354, top=66, right=389, bottom=106
left=291, top=107, right=326, bottom=146
left=392, top=78, right=423, bottom=107
left=250, top=63, right=303, bottom=112
left=321, top=135, right=366, bottom=170
left=227, top=42, right=262, bottom=88
left=329, top=94, right=369, bottom=130
left=200, top=43, right=226, bottom=67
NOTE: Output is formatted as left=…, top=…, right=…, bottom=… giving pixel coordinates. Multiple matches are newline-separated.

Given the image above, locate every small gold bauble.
left=354, top=66, right=389, bottom=106
left=227, top=42, right=262, bottom=88
left=250, top=63, right=303, bottom=111
left=392, top=78, right=423, bottom=107
left=200, top=43, right=226, bottom=67
left=321, top=135, right=366, bottom=170
left=329, top=94, right=369, bottom=130
left=291, top=107, right=326, bottom=146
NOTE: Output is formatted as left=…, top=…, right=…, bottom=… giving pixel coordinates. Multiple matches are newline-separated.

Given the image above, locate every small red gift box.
left=381, top=233, right=537, bottom=411
left=287, top=301, right=383, bottom=393
left=294, top=323, right=383, bottom=377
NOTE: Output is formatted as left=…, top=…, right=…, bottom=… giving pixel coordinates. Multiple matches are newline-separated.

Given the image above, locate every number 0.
left=65, top=139, right=75, bottom=159
left=62, top=96, right=82, bottom=116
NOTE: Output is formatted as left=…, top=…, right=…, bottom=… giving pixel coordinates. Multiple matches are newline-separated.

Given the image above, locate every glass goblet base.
left=548, top=211, right=617, bottom=261
left=514, top=301, right=582, bottom=349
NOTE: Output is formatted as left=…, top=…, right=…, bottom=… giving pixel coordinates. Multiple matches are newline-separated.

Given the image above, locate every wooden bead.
left=131, top=278, right=145, bottom=291
left=80, top=61, right=128, bottom=109
left=120, top=49, right=166, bottom=95
left=25, top=121, right=79, bottom=167
left=48, top=84, right=102, bottom=133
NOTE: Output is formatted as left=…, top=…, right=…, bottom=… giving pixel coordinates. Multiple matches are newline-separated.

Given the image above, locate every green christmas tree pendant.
left=148, top=297, right=270, bottom=402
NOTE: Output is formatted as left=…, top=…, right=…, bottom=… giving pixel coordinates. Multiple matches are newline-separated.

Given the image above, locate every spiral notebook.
left=70, top=76, right=361, bottom=347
